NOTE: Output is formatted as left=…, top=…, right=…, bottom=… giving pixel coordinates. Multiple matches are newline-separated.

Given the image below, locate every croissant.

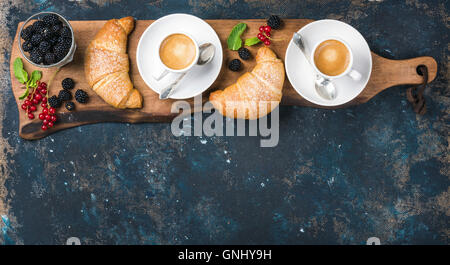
left=209, top=47, right=284, bottom=119
left=84, top=17, right=142, bottom=109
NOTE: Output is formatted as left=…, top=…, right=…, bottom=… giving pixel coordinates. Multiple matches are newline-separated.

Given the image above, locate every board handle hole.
left=416, top=65, right=427, bottom=76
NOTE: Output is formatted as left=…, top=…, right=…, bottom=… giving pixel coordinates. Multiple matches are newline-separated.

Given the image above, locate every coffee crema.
left=313, top=39, right=350, bottom=76
left=159, top=33, right=196, bottom=70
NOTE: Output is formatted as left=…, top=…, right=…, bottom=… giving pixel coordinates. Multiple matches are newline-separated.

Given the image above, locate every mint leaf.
left=227, top=23, right=247, bottom=51
left=13, top=58, right=28, bottom=84
left=19, top=70, right=41, bottom=100
left=13, top=57, right=23, bottom=72
left=245, top=37, right=261, bottom=46
left=28, top=70, right=42, bottom=88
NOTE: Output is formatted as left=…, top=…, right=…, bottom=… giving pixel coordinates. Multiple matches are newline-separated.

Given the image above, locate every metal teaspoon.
left=292, top=33, right=337, bottom=100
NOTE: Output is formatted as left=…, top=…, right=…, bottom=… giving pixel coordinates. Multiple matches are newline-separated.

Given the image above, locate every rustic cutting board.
left=10, top=19, right=437, bottom=140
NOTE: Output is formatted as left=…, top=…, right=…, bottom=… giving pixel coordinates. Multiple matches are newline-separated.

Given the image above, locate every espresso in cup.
left=313, top=39, right=351, bottom=76
left=159, top=33, right=197, bottom=70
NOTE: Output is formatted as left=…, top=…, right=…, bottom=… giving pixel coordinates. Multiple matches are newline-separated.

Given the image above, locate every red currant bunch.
left=21, top=81, right=48, bottom=120
left=39, top=106, right=57, bottom=131
left=20, top=81, right=58, bottom=130
left=257, top=25, right=272, bottom=46
left=35, top=81, right=58, bottom=131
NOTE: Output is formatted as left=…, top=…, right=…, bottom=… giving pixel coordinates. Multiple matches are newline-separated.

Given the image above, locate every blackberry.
left=30, top=33, right=43, bottom=45
left=267, top=15, right=282, bottom=29
left=48, top=95, right=61, bottom=108
left=51, top=24, right=62, bottom=35
left=57, top=37, right=72, bottom=50
left=44, top=53, right=56, bottom=65
left=53, top=44, right=69, bottom=60
left=42, top=14, right=60, bottom=26
left=238, top=48, right=251, bottom=60
left=31, top=47, right=43, bottom=56
left=65, top=102, right=75, bottom=111
left=31, top=20, right=45, bottom=32
left=30, top=49, right=43, bottom=64
left=228, top=59, right=241, bottom=72
left=38, top=41, right=51, bottom=53
left=55, top=52, right=66, bottom=62
left=49, top=36, right=59, bottom=46
left=62, top=78, right=75, bottom=90
left=40, top=26, right=53, bottom=39
left=60, top=26, right=71, bottom=38
left=75, top=89, right=89, bottom=103
left=58, top=89, right=72, bottom=101
left=21, top=26, right=34, bottom=41
left=22, top=41, right=33, bottom=52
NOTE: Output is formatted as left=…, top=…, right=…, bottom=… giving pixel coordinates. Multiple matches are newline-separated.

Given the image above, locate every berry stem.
left=30, top=83, right=37, bottom=98
left=266, top=36, right=286, bottom=41
left=47, top=67, right=61, bottom=88
left=46, top=67, right=61, bottom=108
left=45, top=88, right=49, bottom=109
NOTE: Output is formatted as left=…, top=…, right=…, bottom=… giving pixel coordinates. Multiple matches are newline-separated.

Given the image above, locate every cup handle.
left=348, top=69, right=362, bottom=81
left=154, top=69, right=170, bottom=81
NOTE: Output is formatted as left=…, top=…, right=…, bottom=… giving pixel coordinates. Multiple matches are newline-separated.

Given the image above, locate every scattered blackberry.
left=40, top=26, right=53, bottom=39
left=38, top=41, right=51, bottom=53
left=30, top=50, right=43, bottom=64
left=58, top=89, right=72, bottom=101
left=62, top=78, right=75, bottom=90
left=31, top=20, right=45, bottom=32
left=21, top=26, right=34, bottom=41
left=44, top=53, right=56, bottom=65
left=238, top=48, right=251, bottom=60
left=30, top=33, right=43, bottom=45
left=267, top=15, right=282, bottom=29
left=60, top=26, right=71, bottom=38
left=42, top=14, right=60, bottom=26
left=228, top=59, right=242, bottom=72
left=22, top=41, right=33, bottom=52
left=75, top=89, right=88, bottom=103
left=48, top=95, right=61, bottom=108
left=65, top=102, right=75, bottom=111
left=51, top=24, right=62, bottom=35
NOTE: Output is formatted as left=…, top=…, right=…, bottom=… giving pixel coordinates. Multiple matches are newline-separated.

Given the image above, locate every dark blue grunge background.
left=0, top=0, right=448, bottom=244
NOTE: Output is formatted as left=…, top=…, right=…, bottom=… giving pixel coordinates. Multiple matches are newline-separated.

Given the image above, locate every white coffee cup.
left=154, top=32, right=200, bottom=81
left=310, top=37, right=362, bottom=81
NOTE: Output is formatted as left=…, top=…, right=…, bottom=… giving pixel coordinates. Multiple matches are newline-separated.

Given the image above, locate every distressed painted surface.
left=0, top=0, right=448, bottom=245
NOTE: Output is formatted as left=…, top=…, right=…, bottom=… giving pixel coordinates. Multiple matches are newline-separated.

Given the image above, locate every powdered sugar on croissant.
left=209, top=47, right=284, bottom=119
left=84, top=17, right=142, bottom=109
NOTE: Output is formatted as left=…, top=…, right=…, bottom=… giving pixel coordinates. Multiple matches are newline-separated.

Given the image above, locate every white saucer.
left=136, top=14, right=223, bottom=99
left=285, top=20, right=372, bottom=106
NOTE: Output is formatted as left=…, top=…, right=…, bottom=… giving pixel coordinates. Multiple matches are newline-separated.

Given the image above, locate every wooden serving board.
left=10, top=19, right=437, bottom=140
